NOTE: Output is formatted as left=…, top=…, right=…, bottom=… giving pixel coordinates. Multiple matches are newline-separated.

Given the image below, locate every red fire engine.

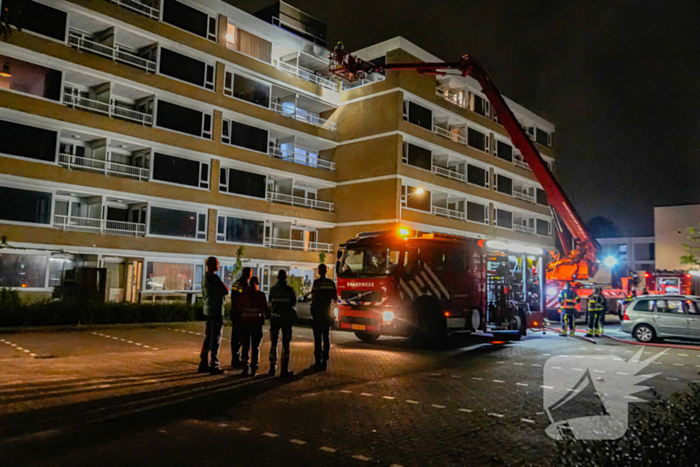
left=641, top=270, right=691, bottom=295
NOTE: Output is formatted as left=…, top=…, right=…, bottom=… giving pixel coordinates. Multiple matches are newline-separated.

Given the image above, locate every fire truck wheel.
left=354, top=331, right=380, bottom=343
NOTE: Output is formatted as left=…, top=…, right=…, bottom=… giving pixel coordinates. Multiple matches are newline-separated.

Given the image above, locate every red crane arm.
left=330, top=51, right=599, bottom=280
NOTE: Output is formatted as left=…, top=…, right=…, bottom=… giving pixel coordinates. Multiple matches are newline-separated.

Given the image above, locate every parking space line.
left=290, top=439, right=306, bottom=445
left=521, top=418, right=535, bottom=424
left=458, top=408, right=473, bottom=413
left=406, top=400, right=419, bottom=404
left=516, top=383, right=528, bottom=387
left=431, top=404, right=445, bottom=409
left=488, top=413, right=504, bottom=418
left=262, top=432, right=278, bottom=438
left=382, top=396, right=395, bottom=400
left=319, top=447, right=336, bottom=453
left=352, top=455, right=371, bottom=461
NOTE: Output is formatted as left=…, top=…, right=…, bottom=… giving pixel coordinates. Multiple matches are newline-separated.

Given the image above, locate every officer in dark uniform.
left=230, top=267, right=252, bottom=368
left=268, top=270, right=297, bottom=377
left=586, top=287, right=606, bottom=337
left=557, top=283, right=580, bottom=336
left=310, top=264, right=337, bottom=371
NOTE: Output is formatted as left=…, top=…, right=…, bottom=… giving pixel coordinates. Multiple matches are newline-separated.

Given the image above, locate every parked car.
left=295, top=292, right=338, bottom=325
left=620, top=295, right=700, bottom=342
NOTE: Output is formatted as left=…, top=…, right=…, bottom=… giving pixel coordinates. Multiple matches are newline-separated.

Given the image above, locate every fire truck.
left=335, top=230, right=546, bottom=343
left=640, top=270, right=691, bottom=295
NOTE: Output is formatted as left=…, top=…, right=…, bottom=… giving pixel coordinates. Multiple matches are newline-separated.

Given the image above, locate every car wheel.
left=354, top=331, right=380, bottom=343
left=633, top=324, right=655, bottom=343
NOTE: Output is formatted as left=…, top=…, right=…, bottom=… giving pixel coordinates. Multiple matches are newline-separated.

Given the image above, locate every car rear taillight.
left=623, top=307, right=630, bottom=321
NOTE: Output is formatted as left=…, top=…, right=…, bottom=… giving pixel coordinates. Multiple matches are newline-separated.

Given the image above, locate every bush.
left=555, top=384, right=700, bottom=466
left=0, top=290, right=203, bottom=327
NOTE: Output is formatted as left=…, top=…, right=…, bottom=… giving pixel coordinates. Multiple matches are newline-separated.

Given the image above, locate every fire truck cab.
left=335, top=230, right=546, bottom=343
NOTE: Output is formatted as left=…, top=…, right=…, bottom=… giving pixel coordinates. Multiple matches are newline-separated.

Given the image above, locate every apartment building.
left=0, top=0, right=556, bottom=302
left=597, top=236, right=656, bottom=272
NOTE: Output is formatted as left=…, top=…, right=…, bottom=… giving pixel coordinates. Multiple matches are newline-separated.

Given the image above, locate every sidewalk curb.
left=0, top=321, right=206, bottom=334
left=602, top=333, right=700, bottom=350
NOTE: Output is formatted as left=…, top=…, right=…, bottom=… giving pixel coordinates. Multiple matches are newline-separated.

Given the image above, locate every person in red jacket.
left=235, top=276, right=268, bottom=376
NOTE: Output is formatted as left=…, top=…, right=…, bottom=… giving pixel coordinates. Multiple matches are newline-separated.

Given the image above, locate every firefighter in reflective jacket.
left=558, top=283, right=580, bottom=336
left=267, top=270, right=297, bottom=378
left=586, top=287, right=606, bottom=337
left=624, top=289, right=637, bottom=309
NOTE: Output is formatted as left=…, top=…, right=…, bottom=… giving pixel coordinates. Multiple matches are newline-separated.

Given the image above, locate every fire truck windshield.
left=339, top=247, right=401, bottom=278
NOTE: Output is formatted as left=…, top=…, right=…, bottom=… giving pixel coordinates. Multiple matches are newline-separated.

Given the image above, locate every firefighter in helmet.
left=558, top=283, right=580, bottom=336
left=586, top=287, right=606, bottom=337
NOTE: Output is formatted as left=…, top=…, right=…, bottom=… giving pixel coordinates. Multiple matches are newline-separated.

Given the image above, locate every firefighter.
left=586, top=287, right=606, bottom=338
left=267, top=270, right=297, bottom=378
left=229, top=267, right=252, bottom=369
left=558, top=283, right=580, bottom=336
left=623, top=289, right=637, bottom=309
left=236, top=276, right=268, bottom=377
left=310, top=264, right=337, bottom=371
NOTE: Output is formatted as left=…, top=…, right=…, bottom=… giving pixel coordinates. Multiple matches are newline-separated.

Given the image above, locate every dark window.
left=536, top=219, right=550, bottom=237
left=0, top=253, right=47, bottom=288
left=496, top=141, right=513, bottom=162
left=404, top=187, right=430, bottom=211
left=496, top=209, right=513, bottom=229
left=467, top=128, right=486, bottom=151
left=156, top=100, right=205, bottom=138
left=233, top=74, right=270, bottom=108
left=633, top=299, right=655, bottom=312
left=153, top=153, right=205, bottom=188
left=0, top=186, right=51, bottom=224
left=429, top=249, right=467, bottom=274
left=466, top=201, right=486, bottom=224
left=224, top=120, right=268, bottom=153
left=404, top=143, right=431, bottom=170
left=424, top=248, right=447, bottom=273
left=162, top=0, right=209, bottom=39
left=472, top=95, right=486, bottom=116
left=370, top=55, right=386, bottom=67
left=407, top=102, right=432, bottom=130
left=224, top=168, right=266, bottom=198
left=496, top=174, right=513, bottom=195
left=159, top=48, right=206, bottom=87
left=6, top=0, right=67, bottom=41
left=536, top=128, right=550, bottom=147
left=149, top=206, right=199, bottom=238
left=106, top=207, right=128, bottom=222
left=536, top=188, right=548, bottom=206
left=220, top=217, right=264, bottom=244
left=0, top=120, right=57, bottom=162
left=467, top=165, right=487, bottom=187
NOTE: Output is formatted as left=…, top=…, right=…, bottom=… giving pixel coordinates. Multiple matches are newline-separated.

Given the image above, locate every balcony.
left=268, top=143, right=335, bottom=171
left=432, top=124, right=467, bottom=146
left=265, top=237, right=333, bottom=253
left=432, top=164, right=466, bottom=184
left=271, top=101, right=336, bottom=131
left=67, top=24, right=157, bottom=73
left=514, top=156, right=531, bottom=171
left=267, top=192, right=334, bottom=212
left=63, top=92, right=153, bottom=125
left=54, top=215, right=146, bottom=236
left=58, top=153, right=149, bottom=180
left=63, top=81, right=154, bottom=126
left=513, top=190, right=535, bottom=203
left=435, top=85, right=467, bottom=109
left=276, top=61, right=337, bottom=91
left=431, top=205, right=466, bottom=222
left=513, top=223, right=535, bottom=235
left=109, top=0, right=160, bottom=20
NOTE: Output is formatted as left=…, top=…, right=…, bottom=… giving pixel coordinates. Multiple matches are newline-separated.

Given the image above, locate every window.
left=404, top=101, right=432, bottom=130
left=216, top=216, right=265, bottom=245
left=426, top=248, right=467, bottom=274
left=145, top=261, right=204, bottom=291
left=159, top=48, right=215, bottom=90
left=471, top=94, right=490, bottom=117
left=223, top=72, right=271, bottom=108
left=0, top=253, right=47, bottom=288
left=219, top=167, right=267, bottom=198
left=633, top=299, right=655, bottom=312
left=536, top=128, right=552, bottom=147
left=402, top=186, right=431, bottom=212
left=466, top=201, right=488, bottom=224
left=656, top=300, right=684, bottom=314
left=495, top=209, right=513, bottom=229
left=152, top=153, right=209, bottom=189
left=536, top=188, right=548, bottom=206
left=402, top=143, right=432, bottom=170
left=536, top=219, right=551, bottom=237
left=686, top=301, right=699, bottom=315
left=48, top=257, right=74, bottom=287
left=149, top=206, right=206, bottom=239
left=221, top=118, right=269, bottom=153
left=0, top=186, right=52, bottom=224
left=495, top=174, right=513, bottom=195
left=4, top=0, right=67, bottom=41
left=156, top=100, right=212, bottom=139
left=467, top=128, right=489, bottom=152
left=162, top=0, right=216, bottom=41
left=0, top=55, right=63, bottom=101
left=227, top=25, right=272, bottom=63
left=467, top=165, right=488, bottom=188
left=495, top=141, right=513, bottom=163
left=0, top=120, right=57, bottom=162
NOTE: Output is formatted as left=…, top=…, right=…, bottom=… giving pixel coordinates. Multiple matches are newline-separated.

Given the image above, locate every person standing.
left=236, top=276, right=268, bottom=377
left=586, top=287, right=606, bottom=338
left=268, top=270, right=297, bottom=377
left=229, top=267, right=252, bottom=369
left=310, top=264, right=337, bottom=371
left=199, top=257, right=229, bottom=375
left=557, top=283, right=580, bottom=337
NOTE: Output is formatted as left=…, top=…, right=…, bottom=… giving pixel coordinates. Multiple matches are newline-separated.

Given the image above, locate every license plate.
left=351, top=324, right=366, bottom=331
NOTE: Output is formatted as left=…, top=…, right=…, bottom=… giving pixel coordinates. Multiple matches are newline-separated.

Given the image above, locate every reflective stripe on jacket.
left=557, top=289, right=580, bottom=309
left=588, top=293, right=606, bottom=312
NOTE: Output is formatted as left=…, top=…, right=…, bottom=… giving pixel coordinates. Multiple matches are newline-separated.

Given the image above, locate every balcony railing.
left=435, top=86, right=468, bottom=109
left=265, top=237, right=333, bottom=253
left=267, top=192, right=334, bottom=212
left=271, top=101, right=337, bottom=131
left=514, top=223, right=535, bottom=235
left=514, top=190, right=535, bottom=203
left=63, top=92, right=154, bottom=126
left=58, top=153, right=149, bottom=180
left=514, top=158, right=531, bottom=171
left=432, top=164, right=466, bottom=184
left=68, top=32, right=157, bottom=73
left=54, top=215, right=146, bottom=236
left=277, top=61, right=337, bottom=91
left=432, top=124, right=467, bottom=146
left=268, top=145, right=335, bottom=172
left=431, top=205, right=466, bottom=222
left=109, top=0, right=160, bottom=20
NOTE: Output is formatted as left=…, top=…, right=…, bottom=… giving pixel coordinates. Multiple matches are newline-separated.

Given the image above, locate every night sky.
left=232, top=0, right=700, bottom=236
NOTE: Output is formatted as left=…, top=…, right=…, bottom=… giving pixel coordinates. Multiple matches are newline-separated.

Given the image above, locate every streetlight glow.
left=604, top=256, right=617, bottom=267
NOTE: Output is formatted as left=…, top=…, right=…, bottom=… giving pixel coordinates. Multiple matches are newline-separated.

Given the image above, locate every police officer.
left=199, top=257, right=229, bottom=375
left=586, top=287, right=606, bottom=337
left=557, top=283, right=580, bottom=337
left=236, top=276, right=268, bottom=377
left=229, top=267, right=252, bottom=369
left=310, top=264, right=337, bottom=371
left=268, top=270, right=297, bottom=378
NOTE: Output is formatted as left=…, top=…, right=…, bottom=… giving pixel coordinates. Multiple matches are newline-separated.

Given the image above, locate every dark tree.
left=587, top=216, right=621, bottom=239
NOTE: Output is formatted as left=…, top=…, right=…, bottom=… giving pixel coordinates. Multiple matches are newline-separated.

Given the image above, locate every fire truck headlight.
left=546, top=286, right=559, bottom=297
left=382, top=311, right=395, bottom=323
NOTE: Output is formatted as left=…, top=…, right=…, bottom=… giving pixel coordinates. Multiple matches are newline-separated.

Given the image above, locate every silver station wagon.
left=620, top=295, right=700, bottom=342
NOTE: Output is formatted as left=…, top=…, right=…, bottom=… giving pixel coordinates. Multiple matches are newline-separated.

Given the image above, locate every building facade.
left=0, top=0, right=556, bottom=302
left=597, top=236, right=656, bottom=272
left=655, top=204, right=700, bottom=271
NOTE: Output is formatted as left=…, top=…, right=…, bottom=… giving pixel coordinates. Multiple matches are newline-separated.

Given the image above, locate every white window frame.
left=220, top=117, right=270, bottom=155
left=216, top=214, right=268, bottom=245
left=146, top=204, right=208, bottom=241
